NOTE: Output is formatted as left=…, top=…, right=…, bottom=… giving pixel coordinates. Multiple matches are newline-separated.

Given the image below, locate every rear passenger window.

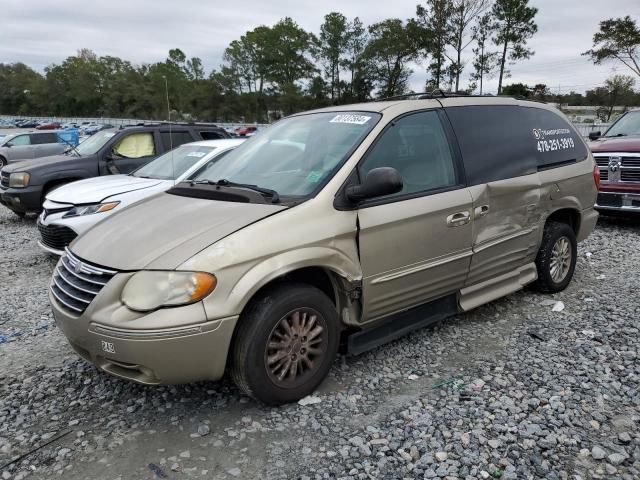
left=523, top=107, right=588, bottom=169
left=359, top=111, right=457, bottom=199
left=30, top=133, right=57, bottom=145
left=160, top=131, right=195, bottom=151
left=200, top=131, right=224, bottom=140
left=446, top=105, right=537, bottom=185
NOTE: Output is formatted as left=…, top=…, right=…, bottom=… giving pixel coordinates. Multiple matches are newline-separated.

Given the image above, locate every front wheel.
left=230, top=283, right=340, bottom=405
left=531, top=222, right=577, bottom=293
left=0, top=156, right=7, bottom=168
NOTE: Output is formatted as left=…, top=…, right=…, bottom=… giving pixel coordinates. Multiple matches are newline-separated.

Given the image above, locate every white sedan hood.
left=46, top=175, right=168, bottom=205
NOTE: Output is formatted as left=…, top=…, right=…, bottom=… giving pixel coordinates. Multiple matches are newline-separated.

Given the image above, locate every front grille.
left=594, top=156, right=609, bottom=181
left=594, top=154, right=640, bottom=184
left=50, top=249, right=116, bottom=314
left=1, top=171, right=9, bottom=188
left=621, top=169, right=640, bottom=182
left=38, top=221, right=78, bottom=251
left=622, top=157, right=640, bottom=168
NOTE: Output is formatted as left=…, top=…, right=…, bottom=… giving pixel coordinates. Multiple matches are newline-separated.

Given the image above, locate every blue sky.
left=1, top=0, right=638, bottom=94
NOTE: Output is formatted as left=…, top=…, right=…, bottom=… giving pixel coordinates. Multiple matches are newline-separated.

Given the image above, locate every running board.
left=346, top=294, right=458, bottom=356
left=459, top=262, right=537, bottom=311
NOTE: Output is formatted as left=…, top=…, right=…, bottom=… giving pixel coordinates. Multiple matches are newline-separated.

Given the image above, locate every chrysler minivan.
left=48, top=96, right=598, bottom=404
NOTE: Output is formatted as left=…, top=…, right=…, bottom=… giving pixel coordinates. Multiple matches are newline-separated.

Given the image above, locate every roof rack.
left=121, top=121, right=221, bottom=128
left=377, top=89, right=494, bottom=102
left=377, top=91, right=551, bottom=104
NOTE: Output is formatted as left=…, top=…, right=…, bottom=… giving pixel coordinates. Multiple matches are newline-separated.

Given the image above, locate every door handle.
left=475, top=205, right=490, bottom=218
left=446, top=211, right=470, bottom=227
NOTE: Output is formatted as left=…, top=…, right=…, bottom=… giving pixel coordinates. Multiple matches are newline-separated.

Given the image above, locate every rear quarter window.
left=445, top=105, right=537, bottom=185
left=523, top=107, right=588, bottom=170
left=199, top=131, right=225, bottom=140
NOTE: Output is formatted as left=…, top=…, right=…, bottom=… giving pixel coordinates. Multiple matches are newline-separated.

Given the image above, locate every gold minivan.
left=49, top=96, right=599, bottom=404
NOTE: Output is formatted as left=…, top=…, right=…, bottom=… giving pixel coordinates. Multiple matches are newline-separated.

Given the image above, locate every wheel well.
left=253, top=267, right=338, bottom=308
left=227, top=267, right=342, bottom=370
left=546, top=208, right=580, bottom=234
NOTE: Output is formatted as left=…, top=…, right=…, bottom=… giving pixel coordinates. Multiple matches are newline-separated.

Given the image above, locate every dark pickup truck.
left=0, top=123, right=229, bottom=216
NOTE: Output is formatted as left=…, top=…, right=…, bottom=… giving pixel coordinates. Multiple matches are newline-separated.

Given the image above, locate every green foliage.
left=584, top=16, right=640, bottom=77
left=491, top=0, right=538, bottom=94
left=414, top=0, right=453, bottom=89
left=363, top=19, right=419, bottom=98
left=470, top=12, right=499, bottom=94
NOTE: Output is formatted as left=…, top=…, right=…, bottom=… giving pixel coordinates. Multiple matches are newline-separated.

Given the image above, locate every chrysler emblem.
left=69, top=258, right=82, bottom=274
left=608, top=157, right=621, bottom=172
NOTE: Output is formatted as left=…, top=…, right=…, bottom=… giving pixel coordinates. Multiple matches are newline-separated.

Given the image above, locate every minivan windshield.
left=189, top=111, right=380, bottom=199
left=605, top=111, right=640, bottom=137
left=132, top=145, right=215, bottom=180
left=73, top=129, right=117, bottom=156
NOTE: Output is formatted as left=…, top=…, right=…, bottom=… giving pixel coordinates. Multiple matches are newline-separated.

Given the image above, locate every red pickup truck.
left=589, top=108, right=640, bottom=214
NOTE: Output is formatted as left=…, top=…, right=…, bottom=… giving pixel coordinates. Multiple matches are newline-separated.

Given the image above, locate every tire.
left=531, top=222, right=577, bottom=293
left=230, top=283, right=340, bottom=405
left=0, top=156, right=6, bottom=168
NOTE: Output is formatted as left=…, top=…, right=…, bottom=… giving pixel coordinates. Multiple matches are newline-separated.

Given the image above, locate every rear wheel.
left=230, top=283, right=340, bottom=405
left=532, top=222, right=577, bottom=293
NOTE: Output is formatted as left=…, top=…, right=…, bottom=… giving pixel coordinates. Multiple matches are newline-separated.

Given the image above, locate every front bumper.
left=596, top=191, right=640, bottom=213
left=51, top=287, right=239, bottom=385
left=37, top=204, right=117, bottom=255
left=49, top=253, right=239, bottom=385
left=0, top=185, right=43, bottom=213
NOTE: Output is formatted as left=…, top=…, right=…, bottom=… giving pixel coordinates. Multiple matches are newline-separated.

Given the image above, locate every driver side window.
left=113, top=133, right=155, bottom=159
left=358, top=111, right=457, bottom=199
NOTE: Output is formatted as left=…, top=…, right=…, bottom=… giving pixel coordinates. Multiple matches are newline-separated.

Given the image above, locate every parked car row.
left=0, top=97, right=619, bottom=405
left=0, top=122, right=229, bottom=216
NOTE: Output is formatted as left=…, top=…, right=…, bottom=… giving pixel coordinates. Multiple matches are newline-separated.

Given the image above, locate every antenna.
left=162, top=75, right=175, bottom=185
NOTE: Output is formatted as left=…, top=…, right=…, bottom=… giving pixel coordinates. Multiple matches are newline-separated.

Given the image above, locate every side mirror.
left=346, top=167, right=403, bottom=202
left=588, top=131, right=601, bottom=141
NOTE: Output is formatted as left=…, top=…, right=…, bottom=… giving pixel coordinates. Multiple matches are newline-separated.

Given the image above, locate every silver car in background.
left=0, top=131, right=69, bottom=167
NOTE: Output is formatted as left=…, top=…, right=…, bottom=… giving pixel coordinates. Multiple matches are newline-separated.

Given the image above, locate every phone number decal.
left=536, top=137, right=575, bottom=153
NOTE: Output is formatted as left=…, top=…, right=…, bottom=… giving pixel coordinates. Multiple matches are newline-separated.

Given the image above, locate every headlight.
left=121, top=271, right=217, bottom=312
left=63, top=201, right=119, bottom=218
left=9, top=172, right=30, bottom=188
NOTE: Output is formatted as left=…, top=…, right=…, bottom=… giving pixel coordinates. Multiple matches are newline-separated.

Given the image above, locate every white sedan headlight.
left=63, top=202, right=119, bottom=218
left=121, top=271, right=217, bottom=312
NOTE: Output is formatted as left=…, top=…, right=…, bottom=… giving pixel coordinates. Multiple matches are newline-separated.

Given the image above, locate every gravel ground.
left=0, top=206, right=639, bottom=480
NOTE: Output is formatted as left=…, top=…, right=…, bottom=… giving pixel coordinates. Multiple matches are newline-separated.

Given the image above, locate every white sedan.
left=37, top=138, right=245, bottom=255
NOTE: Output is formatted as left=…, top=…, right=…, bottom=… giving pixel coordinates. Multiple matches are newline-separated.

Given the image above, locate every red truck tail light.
left=593, top=164, right=601, bottom=191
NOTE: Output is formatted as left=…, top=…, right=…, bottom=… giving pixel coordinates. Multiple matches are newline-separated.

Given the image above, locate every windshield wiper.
left=189, top=179, right=280, bottom=203
left=604, top=133, right=627, bottom=138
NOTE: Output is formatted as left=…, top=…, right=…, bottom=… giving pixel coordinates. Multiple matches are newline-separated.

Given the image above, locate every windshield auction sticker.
left=330, top=114, right=371, bottom=125
left=532, top=128, right=575, bottom=153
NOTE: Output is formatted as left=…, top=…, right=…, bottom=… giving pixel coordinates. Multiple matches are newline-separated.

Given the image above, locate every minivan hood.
left=589, top=136, right=640, bottom=153
left=47, top=175, right=165, bottom=204
left=71, top=193, right=286, bottom=270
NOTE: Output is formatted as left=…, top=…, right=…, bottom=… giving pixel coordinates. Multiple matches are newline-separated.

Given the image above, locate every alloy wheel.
left=264, top=307, right=327, bottom=388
